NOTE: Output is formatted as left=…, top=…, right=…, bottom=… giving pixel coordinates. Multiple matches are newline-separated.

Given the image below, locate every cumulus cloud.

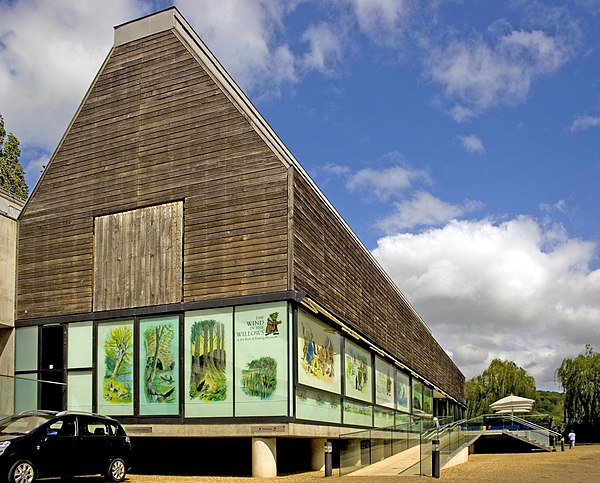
left=372, top=216, right=600, bottom=389
left=0, top=0, right=148, bottom=150
left=375, top=191, right=482, bottom=232
left=346, top=165, right=429, bottom=201
left=176, top=0, right=301, bottom=93
left=458, top=134, right=486, bottom=154
left=301, top=22, right=346, bottom=75
left=569, top=114, right=600, bottom=131
left=350, top=0, right=414, bottom=46
left=426, top=28, right=574, bottom=121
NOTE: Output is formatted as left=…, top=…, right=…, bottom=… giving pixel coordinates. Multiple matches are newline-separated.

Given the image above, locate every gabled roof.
left=24, top=7, right=432, bottom=337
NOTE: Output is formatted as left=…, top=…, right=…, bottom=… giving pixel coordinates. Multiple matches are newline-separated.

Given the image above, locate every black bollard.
left=324, top=441, right=333, bottom=477
left=561, top=437, right=565, bottom=452
left=432, top=439, right=440, bottom=478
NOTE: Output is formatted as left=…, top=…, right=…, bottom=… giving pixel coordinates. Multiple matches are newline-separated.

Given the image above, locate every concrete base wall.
left=442, top=446, right=469, bottom=470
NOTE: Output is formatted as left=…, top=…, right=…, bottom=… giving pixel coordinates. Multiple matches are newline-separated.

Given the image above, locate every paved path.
left=122, top=443, right=600, bottom=482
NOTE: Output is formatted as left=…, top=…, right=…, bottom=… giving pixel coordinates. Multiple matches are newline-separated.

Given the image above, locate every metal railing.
left=339, top=413, right=560, bottom=477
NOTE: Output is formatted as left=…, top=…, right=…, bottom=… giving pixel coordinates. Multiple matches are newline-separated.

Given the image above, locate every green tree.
left=556, top=345, right=600, bottom=428
left=0, top=115, right=28, bottom=199
left=466, top=359, right=537, bottom=418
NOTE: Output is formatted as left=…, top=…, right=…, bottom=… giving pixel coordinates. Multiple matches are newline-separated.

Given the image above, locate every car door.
left=77, top=416, right=111, bottom=475
left=37, top=416, right=80, bottom=477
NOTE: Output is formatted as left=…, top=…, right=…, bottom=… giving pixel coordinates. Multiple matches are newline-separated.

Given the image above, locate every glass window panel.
left=184, top=308, right=233, bottom=418
left=344, top=339, right=372, bottom=403
left=423, top=385, right=433, bottom=415
left=139, top=316, right=179, bottom=416
left=97, top=320, right=134, bottom=416
left=375, top=356, right=395, bottom=409
left=396, top=370, right=410, bottom=413
left=412, top=380, right=424, bottom=414
left=15, top=327, right=38, bottom=372
left=234, top=302, right=288, bottom=417
left=296, top=387, right=341, bottom=424
left=67, top=371, right=92, bottom=412
left=67, top=322, right=93, bottom=368
left=343, top=399, right=373, bottom=427
left=14, top=373, right=37, bottom=413
left=374, top=408, right=395, bottom=428
left=297, top=310, right=342, bottom=395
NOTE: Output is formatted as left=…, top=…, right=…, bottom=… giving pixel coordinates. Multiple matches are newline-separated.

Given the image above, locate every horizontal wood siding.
left=17, top=31, right=288, bottom=319
left=292, top=174, right=465, bottom=403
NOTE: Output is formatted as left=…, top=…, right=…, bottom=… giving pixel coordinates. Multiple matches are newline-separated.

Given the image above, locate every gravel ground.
left=119, top=444, right=600, bottom=482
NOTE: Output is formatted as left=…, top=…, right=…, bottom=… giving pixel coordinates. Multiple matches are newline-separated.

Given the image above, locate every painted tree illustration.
left=190, top=319, right=226, bottom=400
left=144, top=324, right=174, bottom=399
left=241, top=357, right=277, bottom=399
left=105, top=326, right=133, bottom=380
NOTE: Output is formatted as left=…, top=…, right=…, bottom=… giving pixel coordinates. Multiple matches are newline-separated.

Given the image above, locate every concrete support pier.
left=310, top=438, right=327, bottom=470
left=252, top=437, right=277, bottom=477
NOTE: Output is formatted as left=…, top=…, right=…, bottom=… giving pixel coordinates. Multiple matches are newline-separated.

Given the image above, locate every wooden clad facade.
left=16, top=9, right=464, bottom=405
left=17, top=29, right=290, bottom=321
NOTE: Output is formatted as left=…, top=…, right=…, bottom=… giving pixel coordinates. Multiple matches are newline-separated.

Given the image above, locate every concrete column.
left=252, top=437, right=277, bottom=477
left=310, top=438, right=327, bottom=471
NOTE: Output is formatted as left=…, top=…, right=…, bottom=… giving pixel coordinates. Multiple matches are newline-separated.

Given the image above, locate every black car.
left=0, top=410, right=131, bottom=483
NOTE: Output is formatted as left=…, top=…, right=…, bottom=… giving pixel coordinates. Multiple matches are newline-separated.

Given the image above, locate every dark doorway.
left=39, top=325, right=66, bottom=410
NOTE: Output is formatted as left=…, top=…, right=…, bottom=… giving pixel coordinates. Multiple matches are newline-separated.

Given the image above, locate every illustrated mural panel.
left=234, top=302, right=288, bottom=417
left=139, top=316, right=179, bottom=415
left=396, top=370, right=410, bottom=413
left=97, top=320, right=134, bottom=416
left=374, top=408, right=395, bottom=428
left=375, top=356, right=395, bottom=409
left=343, top=399, right=373, bottom=427
left=423, top=385, right=433, bottom=415
left=412, top=380, right=424, bottom=413
left=296, top=387, right=342, bottom=424
left=185, top=308, right=233, bottom=417
left=344, top=339, right=372, bottom=403
left=297, top=310, right=341, bottom=394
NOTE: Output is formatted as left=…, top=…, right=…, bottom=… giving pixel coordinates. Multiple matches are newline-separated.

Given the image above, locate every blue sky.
left=2, top=0, right=600, bottom=391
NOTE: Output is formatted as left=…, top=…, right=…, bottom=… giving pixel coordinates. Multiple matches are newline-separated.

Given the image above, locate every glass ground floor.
left=11, top=296, right=463, bottom=428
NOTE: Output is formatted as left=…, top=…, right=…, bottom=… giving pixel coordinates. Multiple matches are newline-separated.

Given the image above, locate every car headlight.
left=0, top=441, right=10, bottom=456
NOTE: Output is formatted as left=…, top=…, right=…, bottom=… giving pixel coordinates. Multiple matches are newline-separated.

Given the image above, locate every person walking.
left=568, top=430, right=576, bottom=449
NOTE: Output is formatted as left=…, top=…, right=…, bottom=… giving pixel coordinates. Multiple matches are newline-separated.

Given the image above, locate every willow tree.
left=466, top=359, right=537, bottom=418
left=0, top=115, right=28, bottom=199
left=556, top=345, right=600, bottom=428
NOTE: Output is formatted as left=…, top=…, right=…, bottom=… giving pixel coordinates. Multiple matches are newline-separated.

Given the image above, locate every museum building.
left=9, top=8, right=465, bottom=476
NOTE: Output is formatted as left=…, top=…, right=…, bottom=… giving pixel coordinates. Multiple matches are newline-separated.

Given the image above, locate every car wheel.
left=105, top=457, right=126, bottom=482
left=8, top=459, right=36, bottom=483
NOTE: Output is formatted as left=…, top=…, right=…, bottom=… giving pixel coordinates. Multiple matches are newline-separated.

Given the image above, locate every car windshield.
left=0, top=415, right=52, bottom=434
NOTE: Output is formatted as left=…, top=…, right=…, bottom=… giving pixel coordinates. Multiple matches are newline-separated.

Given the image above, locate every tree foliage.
left=0, top=115, right=28, bottom=199
left=556, top=344, right=600, bottom=428
left=466, top=358, right=537, bottom=418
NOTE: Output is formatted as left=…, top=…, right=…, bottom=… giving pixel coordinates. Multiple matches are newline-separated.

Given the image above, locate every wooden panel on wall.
left=93, top=201, right=183, bottom=311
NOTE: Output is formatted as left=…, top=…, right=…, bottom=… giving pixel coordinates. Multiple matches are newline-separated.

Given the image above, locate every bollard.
left=324, top=441, right=333, bottom=477
left=432, top=439, right=440, bottom=479
left=561, top=437, right=565, bottom=452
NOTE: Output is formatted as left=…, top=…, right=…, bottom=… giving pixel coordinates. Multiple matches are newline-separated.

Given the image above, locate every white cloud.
left=372, top=216, right=600, bottom=389
left=569, top=114, right=600, bottom=131
left=426, top=28, right=573, bottom=121
left=301, top=22, right=345, bottom=75
left=176, top=0, right=299, bottom=93
left=350, top=0, right=414, bottom=46
left=346, top=165, right=429, bottom=201
left=375, top=191, right=482, bottom=232
left=0, top=0, right=148, bottom=150
left=458, top=134, right=485, bottom=154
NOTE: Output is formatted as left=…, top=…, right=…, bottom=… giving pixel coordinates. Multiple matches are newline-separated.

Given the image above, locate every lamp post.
left=432, top=438, right=440, bottom=478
